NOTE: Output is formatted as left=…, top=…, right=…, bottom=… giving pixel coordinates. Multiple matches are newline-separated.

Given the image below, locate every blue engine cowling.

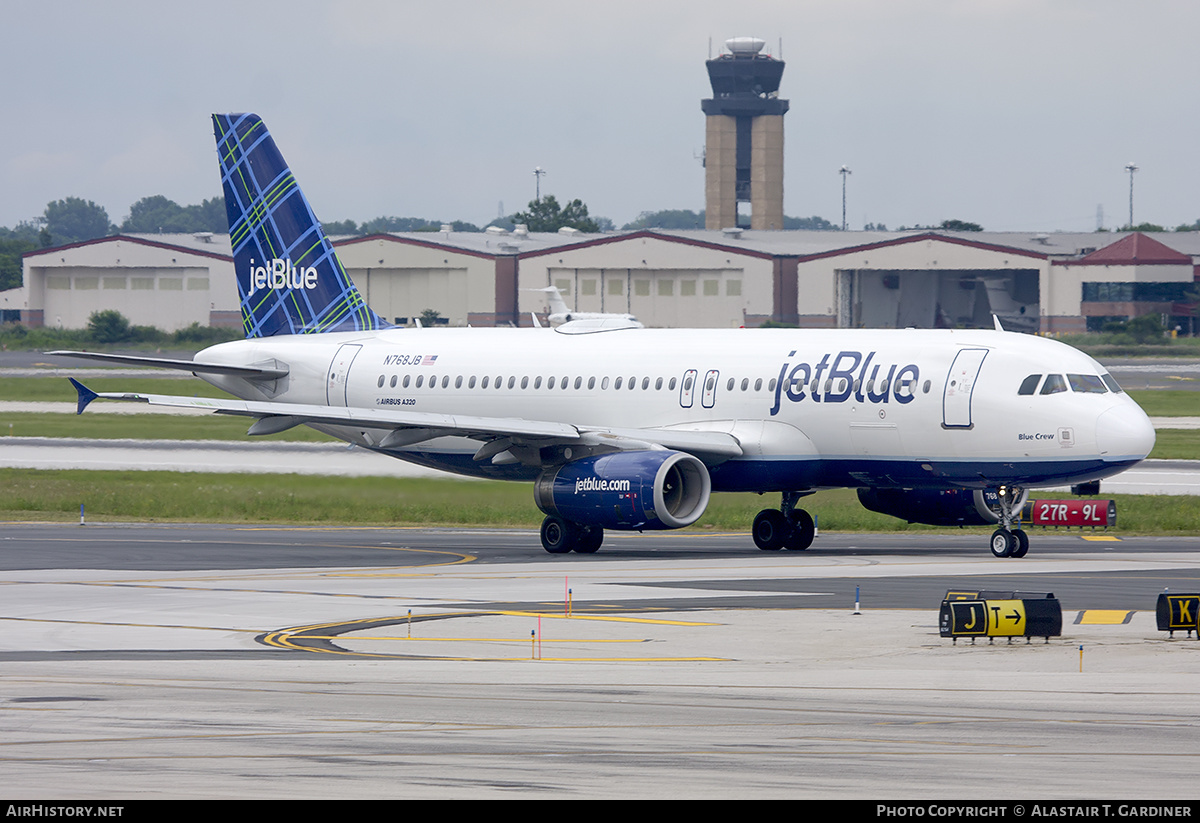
left=534, top=450, right=711, bottom=530
left=857, top=487, right=1004, bottom=526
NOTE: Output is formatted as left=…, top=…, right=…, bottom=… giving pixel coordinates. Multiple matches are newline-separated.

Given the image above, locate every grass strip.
left=1, top=469, right=1197, bottom=535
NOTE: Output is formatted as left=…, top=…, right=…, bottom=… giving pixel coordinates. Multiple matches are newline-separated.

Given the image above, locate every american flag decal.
left=421, top=355, right=438, bottom=366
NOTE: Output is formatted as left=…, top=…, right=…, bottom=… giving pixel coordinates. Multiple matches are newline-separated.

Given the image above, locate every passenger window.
left=1040, top=374, right=1067, bottom=395
left=392, top=375, right=399, bottom=388
left=615, top=377, right=623, bottom=389
left=1018, top=374, right=1041, bottom=396
left=377, top=375, right=384, bottom=388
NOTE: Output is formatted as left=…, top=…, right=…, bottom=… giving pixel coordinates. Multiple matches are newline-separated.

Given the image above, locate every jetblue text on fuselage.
left=770, top=350, right=920, bottom=416
left=247, top=258, right=318, bottom=295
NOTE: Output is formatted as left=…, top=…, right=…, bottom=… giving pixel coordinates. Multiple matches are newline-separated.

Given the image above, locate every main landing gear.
left=540, top=515, right=604, bottom=554
left=987, top=485, right=1030, bottom=558
left=752, top=491, right=815, bottom=551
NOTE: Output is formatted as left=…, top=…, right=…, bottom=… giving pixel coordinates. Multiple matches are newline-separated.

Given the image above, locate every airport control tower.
left=702, top=37, right=789, bottom=230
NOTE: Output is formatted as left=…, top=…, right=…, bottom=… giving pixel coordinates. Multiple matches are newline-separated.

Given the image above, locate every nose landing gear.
left=985, top=486, right=1030, bottom=558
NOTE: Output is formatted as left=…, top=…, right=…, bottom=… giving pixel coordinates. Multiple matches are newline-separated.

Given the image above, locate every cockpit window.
left=1101, top=373, right=1124, bottom=394
left=1018, top=374, right=1041, bottom=395
left=1068, top=374, right=1107, bottom=394
left=1040, top=374, right=1067, bottom=395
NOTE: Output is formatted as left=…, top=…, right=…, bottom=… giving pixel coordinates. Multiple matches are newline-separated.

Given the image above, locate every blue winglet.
left=69, top=378, right=99, bottom=415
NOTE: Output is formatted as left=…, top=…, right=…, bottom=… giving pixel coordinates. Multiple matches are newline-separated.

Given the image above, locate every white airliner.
left=530, top=285, right=644, bottom=329
left=56, top=113, right=1156, bottom=559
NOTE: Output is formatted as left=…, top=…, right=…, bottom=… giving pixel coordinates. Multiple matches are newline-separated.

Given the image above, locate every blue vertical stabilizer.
left=212, top=113, right=388, bottom=337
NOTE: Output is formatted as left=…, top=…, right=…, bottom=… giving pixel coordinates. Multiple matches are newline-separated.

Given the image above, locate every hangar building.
left=8, top=228, right=1198, bottom=335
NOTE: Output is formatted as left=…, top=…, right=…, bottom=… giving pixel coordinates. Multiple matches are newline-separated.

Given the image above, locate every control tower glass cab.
left=702, top=37, right=789, bottom=230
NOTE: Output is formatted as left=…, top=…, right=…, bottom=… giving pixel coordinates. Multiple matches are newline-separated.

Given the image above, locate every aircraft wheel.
left=753, top=509, right=788, bottom=551
left=541, top=516, right=575, bottom=554
left=990, top=529, right=1015, bottom=558
left=1011, top=529, right=1029, bottom=558
left=574, top=525, right=604, bottom=554
left=784, top=509, right=815, bottom=551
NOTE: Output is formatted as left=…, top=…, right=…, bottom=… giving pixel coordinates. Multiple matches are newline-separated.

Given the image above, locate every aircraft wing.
left=68, top=380, right=743, bottom=463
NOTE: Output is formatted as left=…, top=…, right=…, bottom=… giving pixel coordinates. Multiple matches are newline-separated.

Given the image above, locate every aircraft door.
left=327, top=343, right=363, bottom=406
left=678, top=369, right=698, bottom=408
left=701, top=369, right=719, bottom=409
left=942, top=348, right=989, bottom=428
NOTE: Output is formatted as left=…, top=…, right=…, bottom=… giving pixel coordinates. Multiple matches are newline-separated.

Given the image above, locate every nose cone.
left=1097, top=403, right=1156, bottom=462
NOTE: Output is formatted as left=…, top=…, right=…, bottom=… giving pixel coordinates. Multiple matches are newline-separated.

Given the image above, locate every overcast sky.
left=2, top=0, right=1197, bottom=233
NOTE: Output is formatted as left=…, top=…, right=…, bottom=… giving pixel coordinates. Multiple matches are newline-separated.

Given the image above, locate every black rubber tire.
left=784, top=509, right=815, bottom=551
left=1011, top=529, right=1029, bottom=558
left=990, top=529, right=1015, bottom=558
left=541, top=516, right=575, bottom=554
left=574, top=525, right=604, bottom=554
left=753, top=509, right=787, bottom=551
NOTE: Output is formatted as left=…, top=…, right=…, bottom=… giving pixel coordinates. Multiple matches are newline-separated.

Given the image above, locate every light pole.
left=1124, top=162, right=1138, bottom=228
left=839, top=166, right=852, bottom=231
left=533, top=167, right=546, bottom=202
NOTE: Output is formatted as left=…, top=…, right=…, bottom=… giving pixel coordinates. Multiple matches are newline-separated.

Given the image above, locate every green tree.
left=512, top=195, right=600, bottom=233
left=87, top=309, right=131, bottom=343
left=321, top=219, right=360, bottom=235
left=783, top=215, right=838, bottom=230
left=123, top=195, right=228, bottom=234
left=940, top=219, right=984, bottom=232
left=0, top=228, right=37, bottom=291
left=1122, top=222, right=1165, bottom=232
left=622, top=209, right=705, bottom=230
left=43, top=198, right=112, bottom=246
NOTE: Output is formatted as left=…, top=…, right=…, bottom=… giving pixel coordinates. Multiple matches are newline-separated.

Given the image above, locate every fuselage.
left=194, top=325, right=1156, bottom=494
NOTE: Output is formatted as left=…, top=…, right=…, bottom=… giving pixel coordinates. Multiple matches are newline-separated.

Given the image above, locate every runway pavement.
left=3, top=524, right=1200, bottom=799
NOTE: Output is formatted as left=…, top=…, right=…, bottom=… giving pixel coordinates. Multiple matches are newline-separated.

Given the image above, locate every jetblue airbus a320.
left=57, top=113, right=1156, bottom=558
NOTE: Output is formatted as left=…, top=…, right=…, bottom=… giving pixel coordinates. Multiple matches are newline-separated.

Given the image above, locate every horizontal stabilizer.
left=48, top=351, right=288, bottom=380
left=68, top=378, right=99, bottom=415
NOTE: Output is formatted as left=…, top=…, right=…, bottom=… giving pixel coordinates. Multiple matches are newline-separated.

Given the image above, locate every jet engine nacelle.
left=857, top=487, right=1004, bottom=527
left=534, top=450, right=711, bottom=530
